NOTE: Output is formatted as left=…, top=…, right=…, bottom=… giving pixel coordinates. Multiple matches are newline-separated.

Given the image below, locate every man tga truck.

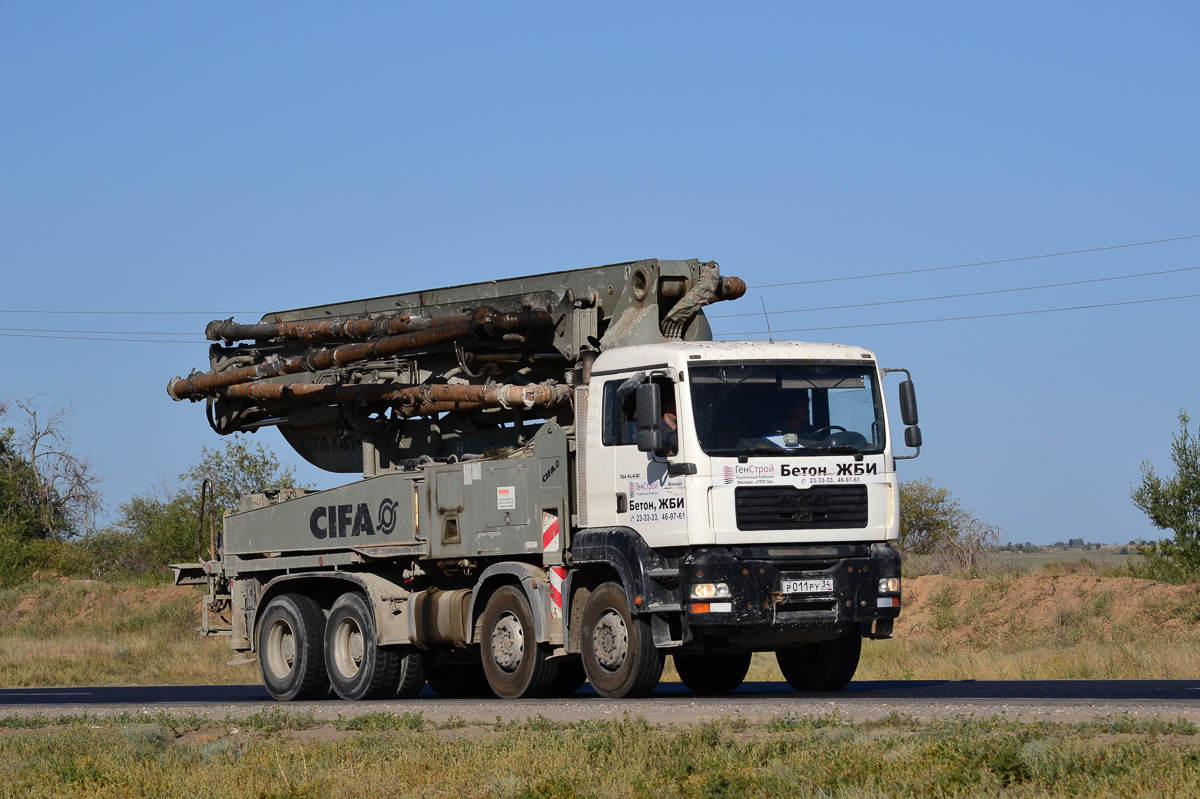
left=169, top=259, right=921, bottom=701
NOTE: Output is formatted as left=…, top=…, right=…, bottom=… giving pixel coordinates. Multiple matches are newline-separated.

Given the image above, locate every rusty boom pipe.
left=205, top=313, right=464, bottom=343
left=168, top=308, right=553, bottom=401
left=221, top=381, right=571, bottom=412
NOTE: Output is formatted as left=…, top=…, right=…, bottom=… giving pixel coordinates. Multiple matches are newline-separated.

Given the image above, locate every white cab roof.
left=591, top=340, right=877, bottom=375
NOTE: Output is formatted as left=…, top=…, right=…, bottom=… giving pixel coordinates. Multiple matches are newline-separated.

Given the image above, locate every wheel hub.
left=592, top=610, right=628, bottom=671
left=491, top=611, right=524, bottom=673
left=333, top=618, right=364, bottom=678
left=265, top=618, right=296, bottom=680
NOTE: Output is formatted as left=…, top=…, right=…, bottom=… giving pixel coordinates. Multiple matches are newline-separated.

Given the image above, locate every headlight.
left=878, top=577, right=901, bottom=594
left=691, top=582, right=730, bottom=599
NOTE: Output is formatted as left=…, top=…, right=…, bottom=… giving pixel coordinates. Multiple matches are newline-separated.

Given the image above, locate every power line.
left=0, top=326, right=205, bottom=336
left=0, top=331, right=197, bottom=344
left=711, top=264, right=1200, bottom=319
left=0, top=309, right=257, bottom=316
left=749, top=233, right=1200, bottom=289
left=713, top=292, right=1200, bottom=336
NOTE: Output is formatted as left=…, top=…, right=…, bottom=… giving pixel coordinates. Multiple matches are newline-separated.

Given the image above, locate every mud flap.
left=651, top=612, right=686, bottom=648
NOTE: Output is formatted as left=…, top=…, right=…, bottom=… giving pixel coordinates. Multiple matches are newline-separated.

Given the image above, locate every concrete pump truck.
left=169, top=259, right=921, bottom=700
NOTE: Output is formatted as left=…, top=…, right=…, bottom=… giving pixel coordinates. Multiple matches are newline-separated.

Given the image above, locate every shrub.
left=899, top=479, right=1001, bottom=573
left=1131, top=410, right=1200, bottom=581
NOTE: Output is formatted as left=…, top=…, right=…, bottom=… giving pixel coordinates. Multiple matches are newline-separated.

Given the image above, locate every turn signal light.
left=878, top=577, right=901, bottom=594
left=690, top=601, right=733, bottom=614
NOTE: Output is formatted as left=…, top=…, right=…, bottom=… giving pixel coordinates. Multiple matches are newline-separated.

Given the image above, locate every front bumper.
left=681, top=542, right=901, bottom=645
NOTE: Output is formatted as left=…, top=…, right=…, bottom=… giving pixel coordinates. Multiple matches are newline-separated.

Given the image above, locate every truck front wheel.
left=580, top=582, right=664, bottom=698
left=481, top=585, right=558, bottom=698
left=325, top=592, right=401, bottom=700
left=776, top=632, right=862, bottom=692
left=258, top=593, right=330, bottom=701
left=674, top=652, right=752, bottom=695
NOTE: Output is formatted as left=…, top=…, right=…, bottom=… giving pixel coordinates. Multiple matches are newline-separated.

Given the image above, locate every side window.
left=601, top=377, right=675, bottom=447
left=601, top=380, right=638, bottom=446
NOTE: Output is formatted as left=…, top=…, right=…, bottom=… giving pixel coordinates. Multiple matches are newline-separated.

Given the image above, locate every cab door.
left=586, top=374, right=689, bottom=547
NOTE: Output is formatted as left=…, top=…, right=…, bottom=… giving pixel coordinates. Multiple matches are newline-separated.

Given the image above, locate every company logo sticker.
left=309, top=497, right=399, bottom=539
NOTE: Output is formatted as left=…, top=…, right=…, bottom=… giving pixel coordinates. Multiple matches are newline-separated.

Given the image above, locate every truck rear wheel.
left=325, top=592, right=401, bottom=700
left=580, top=581, right=664, bottom=698
left=674, top=652, right=752, bottom=695
left=776, top=632, right=862, bottom=692
left=481, top=585, right=558, bottom=698
left=258, top=593, right=330, bottom=701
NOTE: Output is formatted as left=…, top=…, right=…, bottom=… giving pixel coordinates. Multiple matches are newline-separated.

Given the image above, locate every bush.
left=102, top=435, right=310, bottom=572
left=1131, top=410, right=1200, bottom=581
left=899, top=479, right=1001, bottom=574
left=898, top=478, right=971, bottom=553
left=0, top=432, right=308, bottom=585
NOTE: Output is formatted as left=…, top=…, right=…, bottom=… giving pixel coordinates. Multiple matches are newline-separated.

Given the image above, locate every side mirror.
left=899, top=380, right=919, bottom=426
left=904, top=425, right=922, bottom=448
left=635, top=383, right=663, bottom=453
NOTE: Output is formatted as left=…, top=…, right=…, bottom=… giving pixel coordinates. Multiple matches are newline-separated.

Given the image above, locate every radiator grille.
left=735, top=484, right=868, bottom=531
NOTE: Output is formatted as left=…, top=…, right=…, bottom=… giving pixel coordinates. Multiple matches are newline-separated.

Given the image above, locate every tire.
left=580, top=582, right=664, bottom=698
left=258, top=593, right=330, bottom=701
left=674, top=652, right=752, bottom=695
left=325, top=592, right=401, bottom=700
left=480, top=585, right=559, bottom=698
left=392, top=647, right=426, bottom=698
left=776, top=632, right=862, bottom=692
left=424, top=653, right=496, bottom=698
left=547, top=658, right=588, bottom=697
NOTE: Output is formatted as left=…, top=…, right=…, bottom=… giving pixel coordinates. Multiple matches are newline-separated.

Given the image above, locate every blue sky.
left=2, top=3, right=1197, bottom=544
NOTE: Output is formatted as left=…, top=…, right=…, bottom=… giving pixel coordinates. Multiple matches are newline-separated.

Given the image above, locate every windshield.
left=688, top=362, right=885, bottom=456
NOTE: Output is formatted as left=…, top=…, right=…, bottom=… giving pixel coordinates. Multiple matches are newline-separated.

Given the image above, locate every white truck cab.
left=582, top=341, right=901, bottom=548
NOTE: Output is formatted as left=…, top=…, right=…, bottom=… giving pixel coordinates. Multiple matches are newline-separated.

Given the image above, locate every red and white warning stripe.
left=549, top=567, right=565, bottom=619
left=541, top=510, right=560, bottom=552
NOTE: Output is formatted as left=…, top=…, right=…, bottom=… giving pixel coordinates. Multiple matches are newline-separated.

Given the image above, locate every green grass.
left=0, top=712, right=1198, bottom=797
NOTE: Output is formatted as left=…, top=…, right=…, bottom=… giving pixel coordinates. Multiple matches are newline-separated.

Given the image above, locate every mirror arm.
left=618, top=372, right=648, bottom=397
left=648, top=450, right=697, bottom=474
left=895, top=447, right=920, bottom=461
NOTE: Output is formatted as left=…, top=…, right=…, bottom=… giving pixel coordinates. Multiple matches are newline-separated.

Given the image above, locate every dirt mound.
left=898, top=574, right=1200, bottom=649
left=0, top=581, right=197, bottom=629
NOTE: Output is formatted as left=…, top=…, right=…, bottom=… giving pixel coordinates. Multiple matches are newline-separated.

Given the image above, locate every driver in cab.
left=764, top=392, right=812, bottom=450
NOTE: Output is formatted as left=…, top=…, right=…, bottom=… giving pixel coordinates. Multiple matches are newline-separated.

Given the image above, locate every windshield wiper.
left=801, top=443, right=863, bottom=454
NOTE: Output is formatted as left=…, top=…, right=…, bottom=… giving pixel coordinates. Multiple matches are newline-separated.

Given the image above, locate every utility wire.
left=713, top=292, right=1200, bottom=337
left=711, top=264, right=1200, bottom=319
left=0, top=331, right=197, bottom=344
left=0, top=309, right=257, bottom=316
left=0, top=326, right=206, bottom=337
left=749, top=233, right=1200, bottom=289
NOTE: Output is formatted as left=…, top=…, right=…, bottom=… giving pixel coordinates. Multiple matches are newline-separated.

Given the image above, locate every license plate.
left=781, top=578, right=833, bottom=595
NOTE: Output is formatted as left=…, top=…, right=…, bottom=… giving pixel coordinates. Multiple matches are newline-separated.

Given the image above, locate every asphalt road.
left=3, top=681, right=1200, bottom=725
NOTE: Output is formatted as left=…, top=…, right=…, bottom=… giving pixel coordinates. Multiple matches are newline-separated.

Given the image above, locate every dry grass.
left=0, top=578, right=255, bottom=687
left=6, top=568, right=1200, bottom=689
left=670, top=568, right=1200, bottom=683
left=836, top=572, right=1200, bottom=682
